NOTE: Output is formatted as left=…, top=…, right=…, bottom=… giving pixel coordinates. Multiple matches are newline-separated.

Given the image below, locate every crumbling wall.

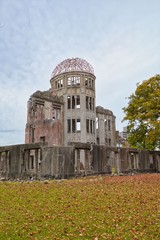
left=25, top=90, right=64, bottom=147
left=92, top=145, right=159, bottom=175
left=92, top=145, right=117, bottom=174
left=40, top=146, right=75, bottom=179
left=0, top=143, right=42, bottom=180
left=0, top=143, right=159, bottom=180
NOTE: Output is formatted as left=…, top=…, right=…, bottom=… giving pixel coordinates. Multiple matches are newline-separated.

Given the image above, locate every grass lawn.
left=0, top=174, right=159, bottom=240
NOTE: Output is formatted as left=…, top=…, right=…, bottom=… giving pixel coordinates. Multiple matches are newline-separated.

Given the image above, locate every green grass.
left=0, top=174, right=160, bottom=239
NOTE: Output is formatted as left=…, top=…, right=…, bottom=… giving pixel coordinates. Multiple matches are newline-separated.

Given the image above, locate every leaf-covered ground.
left=0, top=174, right=159, bottom=240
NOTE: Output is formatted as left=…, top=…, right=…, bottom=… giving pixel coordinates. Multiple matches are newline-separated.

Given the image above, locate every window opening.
left=96, top=117, right=99, bottom=129
left=60, top=79, right=63, bottom=87
left=86, top=119, right=89, bottom=133
left=93, top=120, right=95, bottom=133
left=72, top=119, right=76, bottom=133
left=40, top=136, right=45, bottom=143
left=67, top=119, right=71, bottom=133
left=76, top=95, right=80, bottom=108
left=30, top=155, right=34, bottom=169
left=85, top=77, right=88, bottom=86
left=67, top=96, right=71, bottom=109
left=52, top=108, right=59, bottom=119
left=89, top=97, right=92, bottom=110
left=56, top=79, right=63, bottom=89
left=90, top=120, right=93, bottom=133
left=67, top=76, right=80, bottom=86
left=88, top=78, right=92, bottom=87
left=108, top=119, right=111, bottom=131
left=76, top=119, right=81, bottom=132
left=72, top=96, right=75, bottom=109
left=77, top=149, right=80, bottom=161
left=67, top=77, right=72, bottom=86
left=75, top=76, right=80, bottom=85
left=86, top=96, right=89, bottom=109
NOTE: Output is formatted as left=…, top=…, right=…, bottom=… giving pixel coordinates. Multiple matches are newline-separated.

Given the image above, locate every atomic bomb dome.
left=26, top=57, right=116, bottom=150
left=51, top=57, right=94, bottom=78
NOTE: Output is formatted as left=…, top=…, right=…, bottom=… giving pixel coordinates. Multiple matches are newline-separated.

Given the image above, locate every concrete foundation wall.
left=40, top=146, right=75, bottom=179
left=0, top=143, right=159, bottom=180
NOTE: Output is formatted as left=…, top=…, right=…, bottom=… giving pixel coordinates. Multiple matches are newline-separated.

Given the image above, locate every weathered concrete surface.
left=0, top=143, right=159, bottom=180
left=92, top=146, right=159, bottom=174
left=40, top=146, right=75, bottom=179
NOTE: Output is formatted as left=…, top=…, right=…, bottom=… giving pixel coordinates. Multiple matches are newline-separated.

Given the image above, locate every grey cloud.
left=0, top=0, right=160, bottom=145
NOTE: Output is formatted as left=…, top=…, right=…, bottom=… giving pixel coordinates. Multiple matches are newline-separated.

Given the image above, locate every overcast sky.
left=0, top=0, right=160, bottom=146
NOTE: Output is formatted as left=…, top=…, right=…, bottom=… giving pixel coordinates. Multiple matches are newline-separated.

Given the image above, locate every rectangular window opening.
left=85, top=77, right=88, bottom=86
left=30, top=155, right=34, bottom=169
left=67, top=96, right=71, bottom=109
left=67, top=77, right=72, bottom=86
left=40, top=136, right=45, bottom=143
left=93, top=120, right=95, bottom=133
left=72, top=119, right=76, bottom=133
left=67, top=119, right=71, bottom=133
left=89, top=97, right=92, bottom=110
left=77, top=149, right=80, bottom=161
left=75, top=76, right=80, bottom=85
left=57, top=79, right=63, bottom=88
left=86, top=96, right=89, bottom=110
left=88, top=78, right=92, bottom=87
left=96, top=117, right=99, bottom=130
left=86, top=119, right=89, bottom=133
left=108, top=119, right=111, bottom=131
left=72, top=96, right=75, bottom=109
left=68, top=76, right=80, bottom=86
left=76, top=95, right=80, bottom=108
left=76, top=119, right=81, bottom=132
left=90, top=120, right=93, bottom=133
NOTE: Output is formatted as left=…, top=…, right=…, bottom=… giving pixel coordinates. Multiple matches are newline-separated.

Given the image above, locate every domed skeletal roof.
left=51, top=58, right=94, bottom=78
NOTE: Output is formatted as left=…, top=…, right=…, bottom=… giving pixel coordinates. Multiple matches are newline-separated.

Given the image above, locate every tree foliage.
left=123, top=74, right=160, bottom=150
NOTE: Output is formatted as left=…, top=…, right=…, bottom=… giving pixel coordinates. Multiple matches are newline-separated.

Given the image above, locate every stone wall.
left=0, top=143, right=159, bottom=180
left=40, top=146, right=75, bottom=179
left=92, top=146, right=160, bottom=174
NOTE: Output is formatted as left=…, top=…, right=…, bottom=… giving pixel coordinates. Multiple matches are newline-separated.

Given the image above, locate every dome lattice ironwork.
left=51, top=58, right=94, bottom=78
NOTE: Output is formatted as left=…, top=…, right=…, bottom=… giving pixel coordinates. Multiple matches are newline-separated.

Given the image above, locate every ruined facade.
left=0, top=143, right=160, bottom=180
left=25, top=90, right=64, bottom=146
left=25, top=58, right=116, bottom=150
left=1, top=58, right=159, bottom=180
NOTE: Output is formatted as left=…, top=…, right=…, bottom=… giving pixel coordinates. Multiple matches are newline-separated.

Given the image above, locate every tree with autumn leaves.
left=123, top=74, right=160, bottom=150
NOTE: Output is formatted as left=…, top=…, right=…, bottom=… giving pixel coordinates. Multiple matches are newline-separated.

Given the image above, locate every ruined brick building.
left=0, top=58, right=159, bottom=180
left=25, top=58, right=116, bottom=150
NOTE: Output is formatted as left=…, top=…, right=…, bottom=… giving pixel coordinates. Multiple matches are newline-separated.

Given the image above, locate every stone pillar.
left=99, top=117, right=105, bottom=145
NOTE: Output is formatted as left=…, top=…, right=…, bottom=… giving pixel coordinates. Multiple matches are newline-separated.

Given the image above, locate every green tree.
left=123, top=74, right=160, bottom=150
